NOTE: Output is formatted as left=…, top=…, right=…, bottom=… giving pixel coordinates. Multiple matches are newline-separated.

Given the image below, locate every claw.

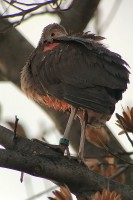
left=32, top=138, right=69, bottom=154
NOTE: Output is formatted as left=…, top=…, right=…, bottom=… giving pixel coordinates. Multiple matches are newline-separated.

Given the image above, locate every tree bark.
left=60, top=0, right=100, bottom=33
left=0, top=124, right=133, bottom=200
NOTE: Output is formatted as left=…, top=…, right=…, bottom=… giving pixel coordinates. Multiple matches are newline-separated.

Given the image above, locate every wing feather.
left=30, top=37, right=129, bottom=113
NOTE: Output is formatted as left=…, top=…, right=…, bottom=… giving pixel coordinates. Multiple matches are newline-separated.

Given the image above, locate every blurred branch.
left=110, top=164, right=129, bottom=180
left=60, top=0, right=100, bottom=33
left=98, top=0, right=122, bottom=33
left=25, top=186, right=58, bottom=200
left=96, top=0, right=122, bottom=34
left=0, top=124, right=133, bottom=200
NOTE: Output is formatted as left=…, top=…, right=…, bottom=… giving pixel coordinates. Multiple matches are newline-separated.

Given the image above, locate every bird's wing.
left=53, top=36, right=129, bottom=90
left=30, top=37, right=129, bottom=113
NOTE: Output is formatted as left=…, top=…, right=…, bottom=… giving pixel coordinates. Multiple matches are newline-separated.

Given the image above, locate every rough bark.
left=0, top=19, right=33, bottom=86
left=60, top=0, right=100, bottom=33
left=0, top=125, right=133, bottom=200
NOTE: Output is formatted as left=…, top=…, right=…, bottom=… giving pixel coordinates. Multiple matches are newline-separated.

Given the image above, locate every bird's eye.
left=51, top=32, right=55, bottom=37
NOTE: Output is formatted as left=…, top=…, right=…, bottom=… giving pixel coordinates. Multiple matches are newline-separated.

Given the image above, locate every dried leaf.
left=91, top=188, right=122, bottom=200
left=48, top=185, right=73, bottom=200
left=85, top=126, right=110, bottom=148
left=103, top=165, right=125, bottom=183
left=84, top=158, right=104, bottom=174
left=116, top=107, right=133, bottom=134
left=103, top=157, right=125, bottom=183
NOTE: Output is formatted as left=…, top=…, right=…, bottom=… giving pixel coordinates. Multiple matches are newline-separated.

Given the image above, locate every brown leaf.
left=116, top=107, right=133, bottom=134
left=103, top=165, right=125, bottom=183
left=48, top=185, right=73, bottom=200
left=102, top=157, right=125, bottom=183
left=91, top=188, right=122, bottom=200
left=84, top=158, right=104, bottom=174
left=85, top=126, right=110, bottom=148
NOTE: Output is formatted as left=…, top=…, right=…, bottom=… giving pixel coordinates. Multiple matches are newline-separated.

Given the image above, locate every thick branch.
left=0, top=125, right=133, bottom=199
left=0, top=0, right=132, bottom=187
left=0, top=18, right=33, bottom=86
left=60, top=0, right=100, bottom=33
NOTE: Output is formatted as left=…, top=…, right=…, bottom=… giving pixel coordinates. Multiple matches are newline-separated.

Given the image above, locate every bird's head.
left=39, top=23, right=67, bottom=45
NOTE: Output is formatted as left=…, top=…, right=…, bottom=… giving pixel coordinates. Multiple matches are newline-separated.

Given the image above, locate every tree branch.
left=60, top=0, right=100, bottom=33
left=0, top=124, right=133, bottom=199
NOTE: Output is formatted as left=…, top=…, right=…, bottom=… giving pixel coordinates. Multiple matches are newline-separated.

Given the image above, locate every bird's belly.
left=43, top=95, right=71, bottom=111
left=21, top=63, right=111, bottom=123
left=78, top=109, right=111, bottom=128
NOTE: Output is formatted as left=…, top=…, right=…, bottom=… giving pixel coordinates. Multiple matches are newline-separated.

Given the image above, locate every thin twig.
left=1, top=0, right=57, bottom=19
left=18, top=9, right=56, bottom=22
left=109, top=164, right=129, bottom=180
left=0, top=0, right=71, bottom=31
left=100, top=0, right=122, bottom=33
left=24, top=185, right=58, bottom=200
left=3, top=0, right=24, bottom=11
left=96, top=134, right=133, bottom=166
left=11, top=1, right=46, bottom=6
left=14, top=115, right=19, bottom=139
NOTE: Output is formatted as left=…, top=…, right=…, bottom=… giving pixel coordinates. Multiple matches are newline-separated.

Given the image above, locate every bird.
left=21, top=23, right=129, bottom=160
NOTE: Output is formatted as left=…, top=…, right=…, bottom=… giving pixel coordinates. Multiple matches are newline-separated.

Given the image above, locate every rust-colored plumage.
left=21, top=23, right=129, bottom=157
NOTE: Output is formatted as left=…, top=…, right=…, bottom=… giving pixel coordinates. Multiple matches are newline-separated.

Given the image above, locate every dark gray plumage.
left=21, top=23, right=130, bottom=153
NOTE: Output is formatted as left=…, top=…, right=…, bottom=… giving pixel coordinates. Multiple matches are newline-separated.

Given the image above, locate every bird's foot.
left=32, top=138, right=70, bottom=156
left=77, top=151, right=85, bottom=163
left=59, top=138, right=71, bottom=158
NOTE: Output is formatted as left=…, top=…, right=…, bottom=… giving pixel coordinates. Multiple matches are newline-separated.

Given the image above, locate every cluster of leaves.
left=49, top=185, right=122, bottom=200
left=116, top=107, right=133, bottom=146
left=84, top=156, right=125, bottom=183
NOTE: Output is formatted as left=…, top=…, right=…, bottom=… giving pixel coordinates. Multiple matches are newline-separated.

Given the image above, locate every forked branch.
left=0, top=125, right=133, bottom=199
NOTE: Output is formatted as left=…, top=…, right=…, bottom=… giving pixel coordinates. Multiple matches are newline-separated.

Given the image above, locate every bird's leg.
left=78, top=110, right=88, bottom=162
left=32, top=107, right=77, bottom=156
left=32, top=138, right=66, bottom=154
left=59, top=107, right=77, bottom=155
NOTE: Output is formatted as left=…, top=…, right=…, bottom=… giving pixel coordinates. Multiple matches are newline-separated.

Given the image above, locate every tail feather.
left=63, top=85, right=116, bottom=114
